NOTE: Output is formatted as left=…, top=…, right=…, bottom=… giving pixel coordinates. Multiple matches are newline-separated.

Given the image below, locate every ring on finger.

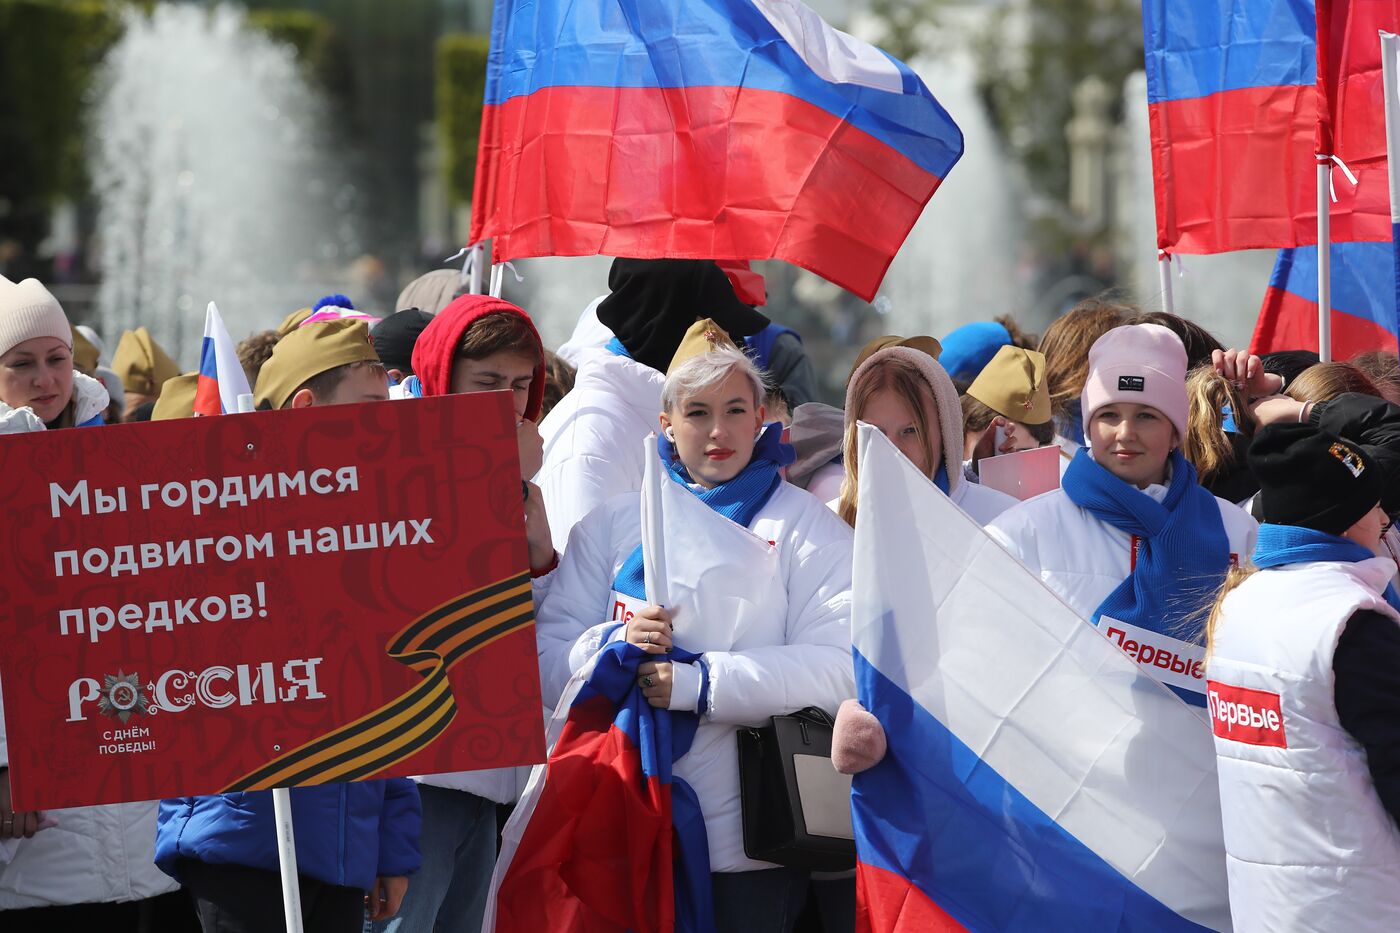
left=643, top=632, right=652, bottom=645
left=641, top=674, right=655, bottom=688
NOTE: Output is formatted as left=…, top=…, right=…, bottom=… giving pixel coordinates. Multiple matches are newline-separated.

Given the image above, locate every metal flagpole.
left=468, top=242, right=486, bottom=295
left=1157, top=252, right=1175, bottom=314
left=1317, top=157, right=1333, bottom=362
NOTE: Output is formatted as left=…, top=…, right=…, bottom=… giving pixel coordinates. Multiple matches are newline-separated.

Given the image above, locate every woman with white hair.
left=533, top=326, right=855, bottom=932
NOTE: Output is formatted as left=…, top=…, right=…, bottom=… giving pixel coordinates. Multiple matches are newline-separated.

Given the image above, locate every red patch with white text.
left=1206, top=681, right=1287, bottom=748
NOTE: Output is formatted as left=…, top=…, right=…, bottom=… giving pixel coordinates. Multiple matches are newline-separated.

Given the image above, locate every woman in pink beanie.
left=833, top=324, right=1259, bottom=774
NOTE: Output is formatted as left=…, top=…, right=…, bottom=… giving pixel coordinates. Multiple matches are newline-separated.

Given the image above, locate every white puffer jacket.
left=1208, top=558, right=1400, bottom=932
left=535, top=348, right=665, bottom=552
left=0, top=382, right=177, bottom=907
left=985, top=483, right=1259, bottom=622
left=534, top=483, right=854, bottom=872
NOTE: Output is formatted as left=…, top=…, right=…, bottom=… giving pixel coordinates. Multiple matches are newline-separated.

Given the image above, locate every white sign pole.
left=272, top=787, right=305, bottom=933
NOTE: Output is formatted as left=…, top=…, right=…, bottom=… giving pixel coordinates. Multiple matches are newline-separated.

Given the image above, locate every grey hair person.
left=661, top=345, right=768, bottom=414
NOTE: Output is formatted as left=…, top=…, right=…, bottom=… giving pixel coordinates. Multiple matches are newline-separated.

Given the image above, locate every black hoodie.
left=595, top=259, right=769, bottom=373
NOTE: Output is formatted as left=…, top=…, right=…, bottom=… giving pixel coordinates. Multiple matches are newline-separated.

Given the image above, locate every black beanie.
left=1248, top=422, right=1384, bottom=534
left=596, top=259, right=769, bottom=373
left=371, top=308, right=434, bottom=374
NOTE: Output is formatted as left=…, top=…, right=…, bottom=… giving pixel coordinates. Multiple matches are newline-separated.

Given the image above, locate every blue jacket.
left=155, top=780, right=421, bottom=890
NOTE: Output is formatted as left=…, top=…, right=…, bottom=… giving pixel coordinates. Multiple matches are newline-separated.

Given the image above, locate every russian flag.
left=469, top=0, right=964, bottom=302
left=1315, top=0, right=1399, bottom=244
left=1250, top=242, right=1398, bottom=356
left=1142, top=0, right=1317, bottom=254
left=487, top=640, right=713, bottom=933
left=192, top=302, right=253, bottom=416
left=1250, top=3, right=1400, bottom=357
left=850, top=424, right=1231, bottom=932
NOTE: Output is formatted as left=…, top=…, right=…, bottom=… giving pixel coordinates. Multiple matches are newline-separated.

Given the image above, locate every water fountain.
left=90, top=4, right=360, bottom=365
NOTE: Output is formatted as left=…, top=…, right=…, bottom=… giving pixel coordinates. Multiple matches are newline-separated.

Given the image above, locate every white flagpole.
left=272, top=787, right=305, bottom=933
left=1381, top=32, right=1400, bottom=354
left=1318, top=156, right=1334, bottom=362
left=1157, top=253, right=1176, bottom=314
left=640, top=434, right=670, bottom=608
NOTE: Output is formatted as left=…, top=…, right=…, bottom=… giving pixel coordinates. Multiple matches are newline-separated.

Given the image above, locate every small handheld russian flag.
left=193, top=301, right=253, bottom=416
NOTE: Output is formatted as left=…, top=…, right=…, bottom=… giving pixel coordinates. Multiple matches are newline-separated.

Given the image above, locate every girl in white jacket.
left=1205, top=422, right=1400, bottom=932
left=983, top=323, right=1256, bottom=705
left=533, top=330, right=853, bottom=933
left=0, top=275, right=182, bottom=926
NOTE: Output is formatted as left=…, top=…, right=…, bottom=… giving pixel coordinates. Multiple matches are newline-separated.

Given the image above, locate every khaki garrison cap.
left=967, top=345, right=1051, bottom=425
left=151, top=372, right=199, bottom=421
left=667, top=318, right=740, bottom=374
left=254, top=318, right=379, bottom=410
left=848, top=335, right=942, bottom=383
left=112, top=327, right=180, bottom=396
left=276, top=307, right=314, bottom=337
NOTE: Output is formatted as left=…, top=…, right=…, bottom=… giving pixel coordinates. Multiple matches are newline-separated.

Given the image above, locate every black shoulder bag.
left=736, top=706, right=856, bottom=872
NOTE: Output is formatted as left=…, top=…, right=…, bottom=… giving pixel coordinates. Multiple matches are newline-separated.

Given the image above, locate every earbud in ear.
left=665, top=428, right=676, bottom=441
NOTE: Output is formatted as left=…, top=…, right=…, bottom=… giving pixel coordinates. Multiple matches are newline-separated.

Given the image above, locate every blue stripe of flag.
left=1142, top=0, right=1315, bottom=104
left=1271, top=240, right=1400, bottom=338
left=852, top=650, right=1215, bottom=932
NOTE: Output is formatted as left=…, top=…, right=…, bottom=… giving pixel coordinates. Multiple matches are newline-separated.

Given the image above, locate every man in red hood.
left=409, top=294, right=553, bottom=570
left=381, top=294, right=555, bottom=933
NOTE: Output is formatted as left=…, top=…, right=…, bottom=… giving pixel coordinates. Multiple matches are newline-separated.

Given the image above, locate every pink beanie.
left=1080, top=323, right=1188, bottom=443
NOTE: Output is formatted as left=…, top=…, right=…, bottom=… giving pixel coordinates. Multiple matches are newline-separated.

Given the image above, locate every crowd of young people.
left=1, top=260, right=1397, bottom=932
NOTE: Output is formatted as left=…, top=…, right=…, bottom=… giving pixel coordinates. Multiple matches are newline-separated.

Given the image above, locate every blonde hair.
left=1183, top=365, right=1250, bottom=487
left=1038, top=299, right=1132, bottom=422
left=838, top=355, right=938, bottom=527
left=1350, top=350, right=1400, bottom=403
left=1204, top=565, right=1258, bottom=660
left=1285, top=362, right=1381, bottom=404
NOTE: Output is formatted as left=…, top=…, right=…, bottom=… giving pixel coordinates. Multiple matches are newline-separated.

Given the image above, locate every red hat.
left=411, top=294, right=546, bottom=421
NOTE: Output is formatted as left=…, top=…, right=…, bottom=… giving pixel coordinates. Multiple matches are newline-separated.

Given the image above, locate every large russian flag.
left=192, top=301, right=253, bottom=416
left=470, top=0, right=964, bottom=301
left=850, top=424, right=1231, bottom=932
left=1142, top=0, right=1317, bottom=254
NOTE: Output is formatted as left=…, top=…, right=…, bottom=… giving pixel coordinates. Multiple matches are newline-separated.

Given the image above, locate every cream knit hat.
left=0, top=275, right=71, bottom=359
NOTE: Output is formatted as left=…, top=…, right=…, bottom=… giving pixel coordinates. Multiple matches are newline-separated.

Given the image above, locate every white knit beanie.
left=0, top=275, right=71, bottom=359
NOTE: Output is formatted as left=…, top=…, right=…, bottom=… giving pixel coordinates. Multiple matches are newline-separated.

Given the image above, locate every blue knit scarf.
left=1062, top=448, right=1231, bottom=638
left=612, top=422, right=794, bottom=600
left=1253, top=524, right=1400, bottom=613
left=931, top=463, right=950, bottom=495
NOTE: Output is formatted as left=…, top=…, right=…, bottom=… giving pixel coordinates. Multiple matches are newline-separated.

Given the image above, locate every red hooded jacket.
left=410, top=294, right=546, bottom=422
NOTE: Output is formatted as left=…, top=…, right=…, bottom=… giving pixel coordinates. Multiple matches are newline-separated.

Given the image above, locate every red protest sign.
left=0, top=393, right=545, bottom=811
